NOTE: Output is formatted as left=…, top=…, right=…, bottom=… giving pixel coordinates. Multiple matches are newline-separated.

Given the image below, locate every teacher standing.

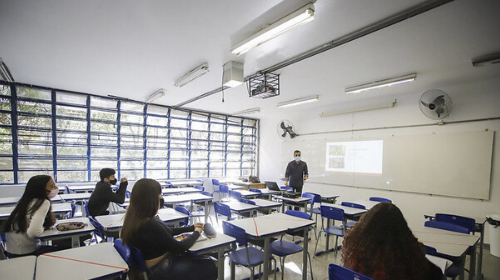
left=285, top=150, right=309, bottom=194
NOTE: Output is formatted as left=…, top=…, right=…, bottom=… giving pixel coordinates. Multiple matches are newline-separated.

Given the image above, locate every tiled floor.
left=203, top=209, right=500, bottom=280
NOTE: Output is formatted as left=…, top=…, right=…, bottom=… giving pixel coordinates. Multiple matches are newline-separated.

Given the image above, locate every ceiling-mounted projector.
left=251, top=83, right=277, bottom=99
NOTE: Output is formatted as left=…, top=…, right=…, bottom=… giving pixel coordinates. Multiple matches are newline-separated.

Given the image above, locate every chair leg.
left=280, top=256, right=286, bottom=280
left=314, top=233, right=321, bottom=257
left=334, top=236, right=339, bottom=253
left=307, top=252, right=314, bottom=280
left=250, top=267, right=254, bottom=280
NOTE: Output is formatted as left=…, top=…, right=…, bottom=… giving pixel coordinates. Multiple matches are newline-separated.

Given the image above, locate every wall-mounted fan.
left=277, top=120, right=297, bottom=139
left=419, top=89, right=453, bottom=120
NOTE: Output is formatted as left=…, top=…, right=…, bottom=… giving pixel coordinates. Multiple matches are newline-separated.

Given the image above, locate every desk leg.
left=71, top=236, right=80, bottom=248
left=302, top=227, right=309, bottom=280
left=204, top=200, right=208, bottom=224
left=477, top=225, right=484, bottom=280
left=217, top=247, right=224, bottom=280
left=469, top=243, right=477, bottom=280
left=263, top=237, right=271, bottom=279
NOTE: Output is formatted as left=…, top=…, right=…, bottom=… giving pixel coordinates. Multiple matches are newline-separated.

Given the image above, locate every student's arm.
left=285, top=162, right=291, bottom=186
left=150, top=221, right=200, bottom=253
left=303, top=163, right=309, bottom=180
left=108, top=179, right=128, bottom=204
left=171, top=225, right=196, bottom=235
left=26, top=199, right=51, bottom=238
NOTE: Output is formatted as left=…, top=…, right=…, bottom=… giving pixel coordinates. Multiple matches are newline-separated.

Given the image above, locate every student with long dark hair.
left=120, top=178, right=217, bottom=280
left=341, top=203, right=443, bottom=280
left=3, top=175, right=65, bottom=256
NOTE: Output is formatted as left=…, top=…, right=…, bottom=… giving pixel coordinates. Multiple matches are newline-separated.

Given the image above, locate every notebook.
left=174, top=232, right=208, bottom=242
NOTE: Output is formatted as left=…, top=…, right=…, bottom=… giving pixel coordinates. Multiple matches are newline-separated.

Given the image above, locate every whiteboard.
left=282, top=131, right=494, bottom=200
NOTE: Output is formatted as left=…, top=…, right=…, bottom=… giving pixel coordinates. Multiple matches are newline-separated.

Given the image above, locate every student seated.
left=341, top=202, right=443, bottom=280
left=120, top=178, right=217, bottom=280
left=3, top=175, right=71, bottom=257
left=87, top=168, right=128, bottom=217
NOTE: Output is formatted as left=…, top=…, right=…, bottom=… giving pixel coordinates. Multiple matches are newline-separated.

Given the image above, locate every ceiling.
left=1, top=0, right=499, bottom=118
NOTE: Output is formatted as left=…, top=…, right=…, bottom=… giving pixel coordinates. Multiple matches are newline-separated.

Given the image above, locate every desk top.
left=321, top=203, right=368, bottom=216
left=234, top=190, right=262, bottom=198
left=166, top=180, right=204, bottom=186
left=162, top=187, right=201, bottom=195
left=349, top=200, right=379, bottom=210
left=0, top=196, right=20, bottom=206
left=220, top=201, right=260, bottom=212
left=276, top=196, right=311, bottom=203
left=188, top=233, right=236, bottom=254
left=56, top=193, right=92, bottom=201
left=38, top=217, right=95, bottom=240
left=412, top=225, right=479, bottom=258
left=227, top=213, right=315, bottom=238
left=162, top=193, right=213, bottom=204
left=0, top=255, right=36, bottom=280
left=250, top=198, right=282, bottom=208
left=96, top=208, right=188, bottom=230
left=36, top=243, right=128, bottom=280
left=0, top=202, right=72, bottom=220
left=258, top=189, right=280, bottom=195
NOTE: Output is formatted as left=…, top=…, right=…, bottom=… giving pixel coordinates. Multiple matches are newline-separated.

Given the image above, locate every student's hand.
left=194, top=223, right=204, bottom=233
left=121, top=177, right=127, bottom=183
left=303, top=176, right=308, bottom=181
left=285, top=181, right=289, bottom=186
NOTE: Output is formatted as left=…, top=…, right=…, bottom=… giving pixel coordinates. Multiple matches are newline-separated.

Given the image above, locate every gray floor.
left=202, top=209, right=500, bottom=280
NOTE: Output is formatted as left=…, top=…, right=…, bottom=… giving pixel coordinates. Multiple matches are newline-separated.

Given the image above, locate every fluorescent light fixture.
left=174, top=63, right=210, bottom=87
left=0, top=57, right=15, bottom=82
left=277, top=95, right=319, bottom=108
left=345, top=73, right=417, bottom=94
left=146, top=89, right=165, bottom=103
left=223, top=61, right=244, bottom=88
left=472, top=52, right=500, bottom=67
left=234, top=107, right=261, bottom=116
left=231, top=3, right=315, bottom=56
left=320, top=99, right=397, bottom=117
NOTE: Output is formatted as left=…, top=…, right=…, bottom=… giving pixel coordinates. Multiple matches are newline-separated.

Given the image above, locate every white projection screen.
left=282, top=131, right=494, bottom=200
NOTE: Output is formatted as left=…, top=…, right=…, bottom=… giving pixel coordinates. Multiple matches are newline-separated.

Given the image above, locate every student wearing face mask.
left=88, top=168, right=128, bottom=217
left=285, top=150, right=309, bottom=195
left=3, top=175, right=70, bottom=257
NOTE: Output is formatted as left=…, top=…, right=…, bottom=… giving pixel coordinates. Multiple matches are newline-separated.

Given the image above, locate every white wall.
left=259, top=77, right=500, bottom=243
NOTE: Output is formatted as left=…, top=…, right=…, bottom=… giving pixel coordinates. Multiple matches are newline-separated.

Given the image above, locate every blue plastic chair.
left=222, top=221, right=276, bottom=280
left=239, top=198, right=256, bottom=205
left=174, top=206, right=191, bottom=226
left=271, top=210, right=314, bottom=280
left=0, top=233, right=8, bottom=260
left=65, top=185, right=74, bottom=194
left=328, top=263, right=373, bottom=280
left=314, top=206, right=346, bottom=256
left=229, top=190, right=242, bottom=201
left=302, top=192, right=322, bottom=230
left=280, top=186, right=293, bottom=192
left=88, top=216, right=111, bottom=243
left=424, top=245, right=461, bottom=279
left=214, top=202, right=233, bottom=225
left=212, top=179, right=221, bottom=198
left=341, top=202, right=366, bottom=228
left=113, top=238, right=130, bottom=279
left=219, top=184, right=230, bottom=201
left=129, top=245, right=149, bottom=280
left=82, top=200, right=91, bottom=217
left=248, top=188, right=263, bottom=198
left=424, top=220, right=470, bottom=234
left=194, top=185, right=205, bottom=192
left=435, top=213, right=476, bottom=233
left=369, top=197, right=392, bottom=203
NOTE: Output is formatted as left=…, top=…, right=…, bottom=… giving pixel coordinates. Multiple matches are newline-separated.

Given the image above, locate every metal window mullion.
left=167, top=108, right=171, bottom=179
left=117, top=101, right=121, bottom=179
left=11, top=85, right=19, bottom=184
left=187, top=111, right=192, bottom=179
left=143, top=104, right=148, bottom=178
left=86, top=96, right=91, bottom=181
left=223, top=116, right=228, bottom=177
left=240, top=119, right=244, bottom=177
left=51, top=90, right=57, bottom=181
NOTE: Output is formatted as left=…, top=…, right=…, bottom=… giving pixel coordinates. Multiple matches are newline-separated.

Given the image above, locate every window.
left=0, top=82, right=259, bottom=184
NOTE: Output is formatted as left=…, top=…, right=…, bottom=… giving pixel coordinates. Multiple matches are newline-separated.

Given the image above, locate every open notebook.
left=174, top=232, right=208, bottom=242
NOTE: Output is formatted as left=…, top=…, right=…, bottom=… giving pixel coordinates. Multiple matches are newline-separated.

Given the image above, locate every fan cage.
left=247, top=72, right=280, bottom=99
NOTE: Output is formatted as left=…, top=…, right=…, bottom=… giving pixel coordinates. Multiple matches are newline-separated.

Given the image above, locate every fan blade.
left=280, top=122, right=286, bottom=129
left=282, top=131, right=287, bottom=138
left=290, top=132, right=297, bottom=138
left=432, top=95, right=445, bottom=106
left=421, top=100, right=429, bottom=107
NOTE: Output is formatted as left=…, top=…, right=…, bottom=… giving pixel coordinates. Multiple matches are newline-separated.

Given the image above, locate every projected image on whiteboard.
left=325, top=140, right=383, bottom=174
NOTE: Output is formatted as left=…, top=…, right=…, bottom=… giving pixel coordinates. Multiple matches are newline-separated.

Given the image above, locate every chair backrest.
left=125, top=190, right=131, bottom=198
left=329, top=263, right=373, bottom=280
left=69, top=200, right=76, bottom=218
left=129, top=245, right=148, bottom=279
left=435, top=213, right=476, bottom=233
left=239, top=198, right=256, bottom=205
left=174, top=206, right=190, bottom=226
left=222, top=221, right=247, bottom=246
left=321, top=206, right=346, bottom=222
left=194, top=185, right=204, bottom=191
left=212, top=179, right=219, bottom=186
left=285, top=210, right=311, bottom=220
left=220, top=184, right=229, bottom=194
left=82, top=200, right=90, bottom=217
left=195, top=180, right=204, bottom=186
left=423, top=244, right=437, bottom=255
left=280, top=186, right=293, bottom=192
left=88, top=216, right=106, bottom=239
left=214, top=202, right=232, bottom=219
left=369, top=197, right=392, bottom=203
left=201, top=191, right=213, bottom=197
left=424, top=220, right=470, bottom=234
left=302, top=192, right=321, bottom=205
left=113, top=238, right=131, bottom=263
left=65, top=185, right=73, bottom=194
left=341, top=202, right=366, bottom=210
left=248, top=188, right=263, bottom=198
left=164, top=182, right=173, bottom=188
left=229, top=190, right=242, bottom=200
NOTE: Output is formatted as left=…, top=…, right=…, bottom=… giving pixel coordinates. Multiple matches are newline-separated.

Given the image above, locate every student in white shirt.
left=3, top=175, right=69, bottom=257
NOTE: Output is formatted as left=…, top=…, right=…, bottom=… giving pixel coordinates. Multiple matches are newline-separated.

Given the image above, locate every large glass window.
left=0, top=82, right=259, bottom=184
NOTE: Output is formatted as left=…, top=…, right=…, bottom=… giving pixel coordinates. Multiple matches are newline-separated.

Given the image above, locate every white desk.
left=166, top=180, right=204, bottom=187
left=36, top=243, right=128, bottom=280
left=220, top=201, right=259, bottom=217
left=227, top=184, right=245, bottom=190
left=413, top=225, right=480, bottom=280
left=258, top=189, right=281, bottom=199
left=188, top=233, right=236, bottom=280
left=233, top=189, right=262, bottom=199
left=227, top=213, right=315, bottom=280
left=0, top=255, right=36, bottom=280
left=249, top=198, right=282, bottom=214
left=96, top=208, right=189, bottom=230
left=350, top=199, right=379, bottom=210
left=162, top=193, right=213, bottom=223
left=276, top=196, right=311, bottom=213
left=0, top=196, right=20, bottom=206
left=38, top=217, right=95, bottom=248
left=55, top=193, right=92, bottom=202
left=426, top=254, right=451, bottom=274
left=162, top=187, right=201, bottom=195
left=0, top=202, right=72, bottom=220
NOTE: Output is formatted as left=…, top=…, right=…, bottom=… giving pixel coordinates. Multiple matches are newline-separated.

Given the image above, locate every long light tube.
left=277, top=95, right=318, bottom=108
left=234, top=107, right=261, bottom=116
left=320, top=100, right=397, bottom=117
left=174, top=63, right=210, bottom=87
left=231, top=3, right=314, bottom=56
left=345, top=73, right=416, bottom=94
left=146, top=89, right=166, bottom=103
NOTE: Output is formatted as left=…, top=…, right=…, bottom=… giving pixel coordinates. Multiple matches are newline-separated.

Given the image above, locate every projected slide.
left=325, top=140, right=383, bottom=174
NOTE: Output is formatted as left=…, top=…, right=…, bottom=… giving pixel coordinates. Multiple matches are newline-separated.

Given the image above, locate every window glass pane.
left=57, top=131, right=87, bottom=144
left=170, top=139, right=187, bottom=149
left=191, top=161, right=208, bottom=168
left=121, top=113, right=143, bottom=124
left=191, top=151, right=208, bottom=160
left=58, top=171, right=87, bottom=182
left=0, top=97, right=11, bottom=110
left=19, top=171, right=54, bottom=184
left=91, top=134, right=117, bottom=146
left=147, top=105, right=168, bottom=116
left=0, top=128, right=12, bottom=154
left=191, top=170, right=207, bottom=177
left=91, top=148, right=117, bottom=158
left=91, top=171, right=100, bottom=181
left=56, top=92, right=87, bottom=105
left=1, top=85, right=11, bottom=96
left=170, top=170, right=187, bottom=179
left=18, top=144, right=52, bottom=155
left=147, top=127, right=168, bottom=137
left=227, top=125, right=241, bottom=134
left=227, top=143, right=241, bottom=152
left=91, top=122, right=117, bottom=134
left=227, top=153, right=241, bottom=160
left=56, top=105, right=87, bottom=118
left=17, top=100, right=51, bottom=114
left=171, top=118, right=187, bottom=128
left=147, top=170, right=167, bottom=179
left=18, top=115, right=52, bottom=128
left=210, top=115, right=226, bottom=123
left=18, top=159, right=52, bottom=169
left=147, top=138, right=168, bottom=148
left=147, top=116, right=168, bottom=127
left=192, top=113, right=207, bottom=122
left=191, top=131, right=208, bottom=140
left=170, top=161, right=187, bottom=168
left=91, top=96, right=117, bottom=109
left=210, top=152, right=224, bottom=160
left=57, top=160, right=87, bottom=169
left=121, top=136, right=143, bottom=148
left=57, top=146, right=88, bottom=156
left=121, top=149, right=144, bottom=159
left=121, top=125, right=144, bottom=136
left=170, top=109, right=188, bottom=118
left=18, top=129, right=51, bottom=144
left=210, top=123, right=225, bottom=132
left=227, top=169, right=241, bottom=177
left=17, top=87, right=51, bottom=101
left=57, top=119, right=87, bottom=131
left=210, top=162, right=224, bottom=168
left=170, top=150, right=188, bottom=159
left=171, top=129, right=187, bottom=138
left=121, top=101, right=144, bottom=113
left=227, top=135, right=241, bottom=143
left=243, top=119, right=257, bottom=126
left=91, top=109, right=117, bottom=121
left=227, top=162, right=240, bottom=168
left=192, top=121, right=208, bottom=130
left=191, top=141, right=208, bottom=150
left=0, top=157, right=13, bottom=169
left=147, top=149, right=168, bottom=158
left=92, top=161, right=117, bottom=170
left=0, top=171, right=14, bottom=183
left=121, top=161, right=144, bottom=169
left=210, top=133, right=225, bottom=141
left=121, top=170, right=144, bottom=181
left=210, top=170, right=223, bottom=177
left=147, top=161, right=168, bottom=169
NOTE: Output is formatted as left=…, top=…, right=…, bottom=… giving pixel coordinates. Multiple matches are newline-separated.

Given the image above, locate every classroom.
left=0, top=1, right=499, bottom=279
